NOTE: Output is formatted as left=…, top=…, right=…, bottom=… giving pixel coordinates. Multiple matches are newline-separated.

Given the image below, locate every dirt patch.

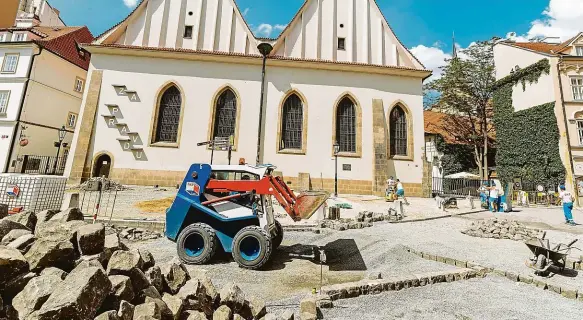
left=134, top=197, right=174, bottom=213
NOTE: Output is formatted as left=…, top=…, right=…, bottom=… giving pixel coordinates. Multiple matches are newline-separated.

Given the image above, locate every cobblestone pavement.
left=319, top=276, right=583, bottom=320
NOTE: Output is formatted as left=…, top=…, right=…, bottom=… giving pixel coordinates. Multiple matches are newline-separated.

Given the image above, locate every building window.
left=66, top=112, right=77, bottom=128
left=338, top=38, right=346, bottom=51
left=154, top=85, right=182, bottom=143
left=0, top=91, right=10, bottom=114
left=572, top=78, right=583, bottom=101
left=280, top=93, right=303, bottom=150
left=576, top=46, right=583, bottom=56
left=184, top=26, right=193, bottom=39
left=13, top=33, right=26, bottom=42
left=213, top=89, right=237, bottom=140
left=74, top=77, right=85, bottom=93
left=1, top=54, right=19, bottom=73
left=390, top=105, right=408, bottom=156
left=0, top=34, right=5, bottom=42
left=578, top=121, right=583, bottom=146
left=336, top=97, right=356, bottom=153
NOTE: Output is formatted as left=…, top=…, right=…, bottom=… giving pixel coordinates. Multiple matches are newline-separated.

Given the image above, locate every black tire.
left=535, top=254, right=547, bottom=270
left=176, top=223, right=218, bottom=265
left=272, top=220, right=284, bottom=249
left=231, top=226, right=273, bottom=270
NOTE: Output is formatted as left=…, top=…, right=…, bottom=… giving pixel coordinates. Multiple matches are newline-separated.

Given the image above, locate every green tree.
left=426, top=40, right=496, bottom=180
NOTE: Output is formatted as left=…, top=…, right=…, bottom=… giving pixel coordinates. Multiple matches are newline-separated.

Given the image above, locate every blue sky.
left=49, top=0, right=583, bottom=75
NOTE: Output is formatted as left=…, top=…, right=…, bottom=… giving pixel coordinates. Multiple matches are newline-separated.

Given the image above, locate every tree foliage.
left=425, top=40, right=496, bottom=179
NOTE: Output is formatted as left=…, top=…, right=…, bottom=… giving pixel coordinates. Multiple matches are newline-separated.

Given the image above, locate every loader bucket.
left=294, top=191, right=330, bottom=220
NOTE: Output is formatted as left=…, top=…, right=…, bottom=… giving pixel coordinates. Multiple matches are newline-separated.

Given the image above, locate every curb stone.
left=404, top=245, right=582, bottom=303
left=320, top=268, right=478, bottom=302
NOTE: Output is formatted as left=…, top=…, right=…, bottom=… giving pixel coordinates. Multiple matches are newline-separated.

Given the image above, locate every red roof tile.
left=0, top=26, right=94, bottom=70
left=35, top=26, right=94, bottom=70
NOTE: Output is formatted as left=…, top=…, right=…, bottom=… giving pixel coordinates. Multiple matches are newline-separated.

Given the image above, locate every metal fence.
left=79, top=180, right=118, bottom=221
left=20, top=155, right=68, bottom=176
left=432, top=177, right=561, bottom=206
left=432, top=177, right=484, bottom=197
left=0, top=175, right=66, bottom=212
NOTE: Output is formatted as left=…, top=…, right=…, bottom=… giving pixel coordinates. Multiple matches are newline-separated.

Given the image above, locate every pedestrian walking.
left=558, top=185, right=577, bottom=226
left=396, top=179, right=409, bottom=205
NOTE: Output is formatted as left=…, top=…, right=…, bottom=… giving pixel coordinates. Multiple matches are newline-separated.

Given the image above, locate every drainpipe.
left=556, top=57, right=578, bottom=206
left=4, top=45, right=43, bottom=173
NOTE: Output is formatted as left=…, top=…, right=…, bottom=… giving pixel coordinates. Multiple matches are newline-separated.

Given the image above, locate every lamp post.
left=52, top=125, right=66, bottom=174
left=255, top=42, right=273, bottom=165
left=334, top=142, right=340, bottom=197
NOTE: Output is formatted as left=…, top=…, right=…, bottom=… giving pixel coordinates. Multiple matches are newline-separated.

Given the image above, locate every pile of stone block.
left=108, top=225, right=163, bottom=242
left=461, top=218, right=541, bottom=241
left=319, top=211, right=390, bottom=231
left=0, top=207, right=288, bottom=320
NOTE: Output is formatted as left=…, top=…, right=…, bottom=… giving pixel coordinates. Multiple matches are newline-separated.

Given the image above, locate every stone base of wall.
left=81, top=168, right=423, bottom=197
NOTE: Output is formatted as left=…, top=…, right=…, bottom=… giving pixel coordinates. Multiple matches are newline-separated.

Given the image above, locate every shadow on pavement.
left=205, top=239, right=367, bottom=272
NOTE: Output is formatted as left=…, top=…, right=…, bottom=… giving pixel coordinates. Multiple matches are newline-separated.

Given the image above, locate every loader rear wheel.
left=177, top=223, right=218, bottom=265
left=232, top=226, right=272, bottom=270
left=273, top=220, right=284, bottom=249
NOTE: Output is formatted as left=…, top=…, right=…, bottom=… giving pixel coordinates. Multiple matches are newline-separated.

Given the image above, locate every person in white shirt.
left=558, top=185, right=576, bottom=225
left=489, top=184, right=499, bottom=212
left=396, top=179, right=409, bottom=205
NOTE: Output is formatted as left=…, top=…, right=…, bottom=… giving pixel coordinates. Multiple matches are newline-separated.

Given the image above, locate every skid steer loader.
left=165, top=163, right=329, bottom=269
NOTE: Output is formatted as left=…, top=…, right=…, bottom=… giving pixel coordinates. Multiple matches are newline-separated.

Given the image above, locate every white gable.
left=272, top=0, right=424, bottom=69
left=97, top=0, right=258, bottom=54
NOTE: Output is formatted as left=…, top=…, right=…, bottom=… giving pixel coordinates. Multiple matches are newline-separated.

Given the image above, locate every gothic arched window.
left=213, top=89, right=237, bottom=140
left=336, top=97, right=356, bottom=153
left=154, top=85, right=181, bottom=143
left=280, top=93, right=304, bottom=150
left=390, top=105, right=408, bottom=156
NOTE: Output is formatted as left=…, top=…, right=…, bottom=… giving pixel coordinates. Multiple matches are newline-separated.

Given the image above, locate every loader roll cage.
left=206, top=173, right=302, bottom=221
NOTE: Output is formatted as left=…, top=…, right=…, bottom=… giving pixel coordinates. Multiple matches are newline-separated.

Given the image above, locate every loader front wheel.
left=232, top=226, right=272, bottom=270
left=177, top=223, right=218, bottom=265
left=272, top=220, right=284, bottom=249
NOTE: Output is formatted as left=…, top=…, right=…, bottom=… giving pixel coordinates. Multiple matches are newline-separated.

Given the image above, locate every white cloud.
left=509, top=0, right=583, bottom=41
left=410, top=44, right=451, bottom=81
left=412, top=0, right=583, bottom=81
left=122, top=0, right=138, bottom=8
left=242, top=8, right=250, bottom=16
left=254, top=23, right=287, bottom=37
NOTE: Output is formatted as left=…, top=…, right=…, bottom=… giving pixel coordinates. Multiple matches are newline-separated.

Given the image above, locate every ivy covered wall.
left=492, top=58, right=565, bottom=185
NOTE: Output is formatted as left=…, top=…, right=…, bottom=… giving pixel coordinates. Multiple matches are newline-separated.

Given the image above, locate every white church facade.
left=65, top=0, right=431, bottom=196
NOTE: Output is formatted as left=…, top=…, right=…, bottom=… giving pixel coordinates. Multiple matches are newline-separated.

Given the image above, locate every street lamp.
left=333, top=141, right=340, bottom=197
left=52, top=125, right=66, bottom=174
left=255, top=42, right=273, bottom=165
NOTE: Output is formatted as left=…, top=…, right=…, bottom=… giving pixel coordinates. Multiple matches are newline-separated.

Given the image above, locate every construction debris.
left=0, top=209, right=284, bottom=320
left=74, top=177, right=131, bottom=191
left=108, top=225, right=164, bottom=242
left=461, top=218, right=541, bottom=241
left=320, top=211, right=395, bottom=231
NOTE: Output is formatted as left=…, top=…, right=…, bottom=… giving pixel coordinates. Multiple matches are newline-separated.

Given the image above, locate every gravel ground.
left=132, top=214, right=583, bottom=301
left=319, top=276, right=583, bottom=320
left=132, top=229, right=459, bottom=302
